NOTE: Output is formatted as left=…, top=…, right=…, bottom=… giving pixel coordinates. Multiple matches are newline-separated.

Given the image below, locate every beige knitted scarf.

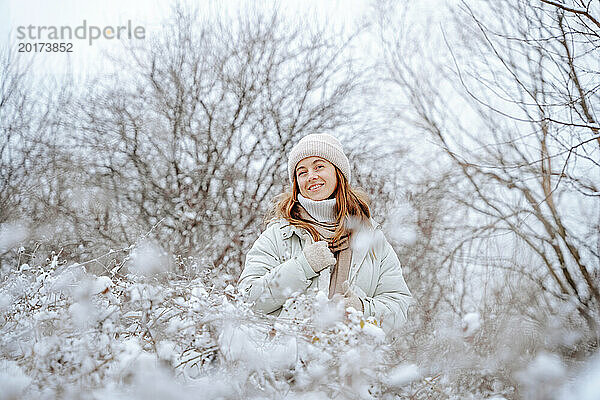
left=297, top=206, right=352, bottom=298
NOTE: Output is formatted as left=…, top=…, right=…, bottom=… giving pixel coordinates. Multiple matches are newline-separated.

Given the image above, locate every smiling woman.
left=238, top=133, right=412, bottom=336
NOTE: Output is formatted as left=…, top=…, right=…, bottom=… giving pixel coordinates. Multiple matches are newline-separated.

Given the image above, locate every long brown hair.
left=267, top=167, right=371, bottom=244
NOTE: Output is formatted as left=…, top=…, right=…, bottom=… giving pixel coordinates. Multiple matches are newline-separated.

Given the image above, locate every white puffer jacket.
left=238, top=219, right=412, bottom=335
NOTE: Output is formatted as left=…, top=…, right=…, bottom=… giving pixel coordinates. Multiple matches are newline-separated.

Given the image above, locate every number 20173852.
left=18, top=42, right=74, bottom=52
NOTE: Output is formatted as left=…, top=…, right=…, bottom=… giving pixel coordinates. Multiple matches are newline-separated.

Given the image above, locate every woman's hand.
left=303, top=240, right=336, bottom=273
left=345, top=292, right=364, bottom=312
left=342, top=281, right=364, bottom=312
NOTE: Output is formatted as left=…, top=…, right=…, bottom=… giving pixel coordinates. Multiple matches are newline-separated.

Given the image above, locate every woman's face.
left=295, top=156, right=338, bottom=201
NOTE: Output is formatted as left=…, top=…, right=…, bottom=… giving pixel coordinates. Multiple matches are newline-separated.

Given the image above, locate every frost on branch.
left=1, top=245, right=597, bottom=399
left=0, top=251, right=421, bottom=399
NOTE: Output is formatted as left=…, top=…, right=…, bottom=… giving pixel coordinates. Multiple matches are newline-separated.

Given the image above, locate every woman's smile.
left=308, top=182, right=324, bottom=191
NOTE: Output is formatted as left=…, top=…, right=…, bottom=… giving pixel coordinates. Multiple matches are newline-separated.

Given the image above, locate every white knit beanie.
left=288, top=133, right=351, bottom=184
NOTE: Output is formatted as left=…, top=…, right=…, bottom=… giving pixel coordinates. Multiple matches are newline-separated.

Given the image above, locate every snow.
left=0, top=250, right=596, bottom=399
left=19, top=263, right=31, bottom=272
left=384, top=364, right=420, bottom=387
left=391, top=225, right=418, bottom=247
left=191, top=285, right=208, bottom=298
left=360, top=320, right=386, bottom=343
left=92, top=276, right=113, bottom=294
left=349, top=217, right=386, bottom=254
left=0, top=360, right=32, bottom=400
left=156, top=340, right=177, bottom=363
left=0, top=293, right=12, bottom=313
left=518, top=352, right=565, bottom=383
left=388, top=205, right=418, bottom=247
left=68, top=301, right=94, bottom=328
left=559, top=353, right=600, bottom=400
left=127, top=241, right=169, bottom=276
left=46, top=264, right=87, bottom=295
left=0, top=222, right=28, bottom=253
left=218, top=323, right=297, bottom=371
left=312, top=291, right=345, bottom=330
left=516, top=352, right=567, bottom=399
left=462, top=312, right=481, bottom=338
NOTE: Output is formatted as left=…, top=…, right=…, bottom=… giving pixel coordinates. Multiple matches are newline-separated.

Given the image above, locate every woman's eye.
left=298, top=171, right=306, bottom=177
left=316, top=165, right=323, bottom=169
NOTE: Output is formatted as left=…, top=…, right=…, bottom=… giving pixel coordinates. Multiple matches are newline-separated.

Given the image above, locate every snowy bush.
left=0, top=249, right=433, bottom=399
left=2, top=248, right=596, bottom=399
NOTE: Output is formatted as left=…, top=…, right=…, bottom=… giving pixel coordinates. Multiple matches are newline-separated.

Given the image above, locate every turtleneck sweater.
left=297, top=194, right=336, bottom=223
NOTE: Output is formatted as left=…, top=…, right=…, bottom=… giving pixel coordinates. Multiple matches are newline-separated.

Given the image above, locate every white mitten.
left=303, top=240, right=336, bottom=273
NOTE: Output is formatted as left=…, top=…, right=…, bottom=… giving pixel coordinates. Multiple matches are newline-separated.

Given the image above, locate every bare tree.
left=380, top=0, right=600, bottom=343
left=0, top=46, right=36, bottom=225
left=0, top=45, right=74, bottom=272
left=51, top=5, right=366, bottom=276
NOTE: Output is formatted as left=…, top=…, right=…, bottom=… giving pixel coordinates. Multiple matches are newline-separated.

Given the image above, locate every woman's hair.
left=267, top=167, right=371, bottom=243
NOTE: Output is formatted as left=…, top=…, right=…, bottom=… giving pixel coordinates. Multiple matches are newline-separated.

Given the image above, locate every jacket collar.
left=276, top=220, right=301, bottom=240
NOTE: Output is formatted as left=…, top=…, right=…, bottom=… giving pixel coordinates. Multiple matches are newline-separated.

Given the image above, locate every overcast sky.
left=1, top=0, right=454, bottom=80
left=1, top=0, right=387, bottom=78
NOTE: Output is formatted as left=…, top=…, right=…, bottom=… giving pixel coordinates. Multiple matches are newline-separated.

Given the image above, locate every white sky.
left=1, top=0, right=160, bottom=75
left=0, top=0, right=384, bottom=77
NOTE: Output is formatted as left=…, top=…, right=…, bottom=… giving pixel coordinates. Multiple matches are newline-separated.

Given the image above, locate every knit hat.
left=288, top=133, right=351, bottom=184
